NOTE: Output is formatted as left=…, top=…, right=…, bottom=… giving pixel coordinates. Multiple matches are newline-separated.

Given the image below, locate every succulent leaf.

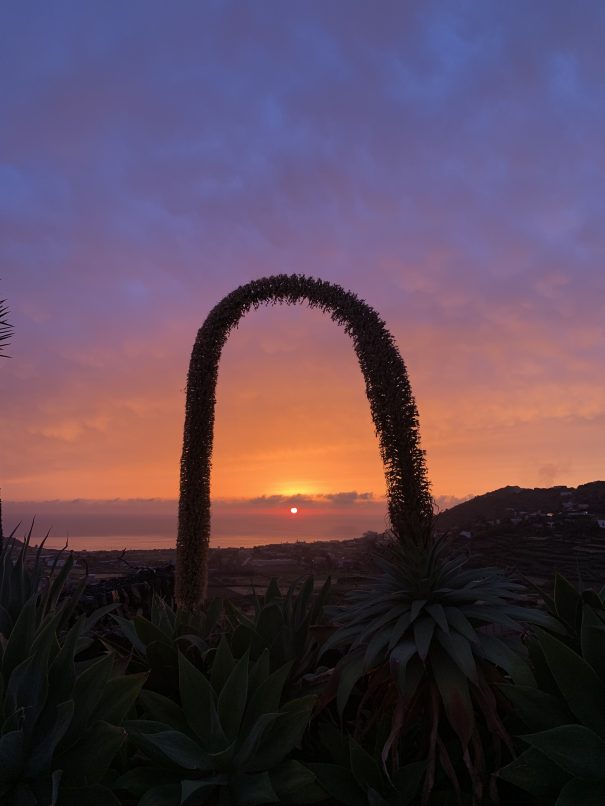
left=555, top=778, right=605, bottom=806
left=431, top=645, right=474, bottom=747
left=336, top=655, right=365, bottom=718
left=581, top=605, right=605, bottom=679
left=498, top=684, right=572, bottom=731
left=58, top=720, right=126, bottom=785
left=498, top=747, right=570, bottom=797
left=554, top=573, right=580, bottom=631
left=137, top=728, right=209, bottom=771
left=139, top=690, right=190, bottom=734
left=241, top=661, right=292, bottom=734
left=217, top=651, right=249, bottom=740
left=178, top=651, right=225, bottom=748
left=522, top=724, right=605, bottom=779
left=127, top=649, right=318, bottom=804
left=500, top=576, right=605, bottom=803
left=537, top=628, right=605, bottom=738
left=435, top=629, right=477, bottom=683
left=477, top=633, right=535, bottom=686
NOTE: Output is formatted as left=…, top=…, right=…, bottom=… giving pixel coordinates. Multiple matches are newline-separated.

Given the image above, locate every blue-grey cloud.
left=246, top=491, right=374, bottom=507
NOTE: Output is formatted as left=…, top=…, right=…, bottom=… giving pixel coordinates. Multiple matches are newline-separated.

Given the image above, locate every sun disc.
left=290, top=506, right=298, bottom=514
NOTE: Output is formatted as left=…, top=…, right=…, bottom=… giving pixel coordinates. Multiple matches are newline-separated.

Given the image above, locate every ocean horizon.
left=2, top=497, right=390, bottom=552
left=16, top=532, right=368, bottom=552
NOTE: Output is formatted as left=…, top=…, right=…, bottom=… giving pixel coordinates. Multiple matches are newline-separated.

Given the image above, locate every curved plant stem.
left=0, top=294, right=13, bottom=358
left=177, top=274, right=432, bottom=609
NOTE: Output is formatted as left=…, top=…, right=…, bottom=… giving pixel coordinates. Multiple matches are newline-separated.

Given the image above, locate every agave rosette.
left=120, top=639, right=324, bottom=804
left=113, top=593, right=222, bottom=696
left=0, top=524, right=88, bottom=638
left=322, top=536, right=557, bottom=803
left=0, top=598, right=145, bottom=804
left=225, top=575, right=332, bottom=686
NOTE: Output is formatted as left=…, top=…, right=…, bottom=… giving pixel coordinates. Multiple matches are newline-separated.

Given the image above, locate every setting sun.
left=290, top=507, right=298, bottom=515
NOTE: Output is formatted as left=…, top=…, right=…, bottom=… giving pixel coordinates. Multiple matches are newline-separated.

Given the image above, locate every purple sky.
left=1, top=2, right=604, bottom=546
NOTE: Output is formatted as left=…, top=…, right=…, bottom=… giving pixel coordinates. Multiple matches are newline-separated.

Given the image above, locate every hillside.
left=436, top=481, right=605, bottom=588
left=436, top=481, right=605, bottom=532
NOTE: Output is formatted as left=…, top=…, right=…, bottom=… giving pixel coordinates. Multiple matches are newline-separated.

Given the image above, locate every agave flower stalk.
left=177, top=275, right=432, bottom=609
left=0, top=288, right=14, bottom=548
left=0, top=293, right=13, bottom=358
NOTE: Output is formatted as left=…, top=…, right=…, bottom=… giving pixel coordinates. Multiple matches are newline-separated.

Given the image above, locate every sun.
left=290, top=506, right=298, bottom=515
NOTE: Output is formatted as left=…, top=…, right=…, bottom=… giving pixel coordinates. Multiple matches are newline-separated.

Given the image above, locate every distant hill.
left=433, top=481, right=605, bottom=590
left=435, top=481, right=605, bottom=533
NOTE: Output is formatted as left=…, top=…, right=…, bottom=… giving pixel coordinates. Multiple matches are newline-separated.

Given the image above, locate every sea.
left=3, top=499, right=389, bottom=552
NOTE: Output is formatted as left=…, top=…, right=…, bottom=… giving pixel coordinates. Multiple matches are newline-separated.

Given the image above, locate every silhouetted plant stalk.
left=0, top=293, right=13, bottom=358
left=177, top=275, right=433, bottom=609
left=0, top=287, right=13, bottom=548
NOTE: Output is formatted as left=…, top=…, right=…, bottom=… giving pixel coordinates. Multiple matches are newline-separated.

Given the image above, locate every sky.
left=1, top=2, right=605, bottom=546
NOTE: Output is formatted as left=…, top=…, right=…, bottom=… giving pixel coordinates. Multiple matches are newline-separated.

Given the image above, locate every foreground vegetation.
left=2, top=528, right=602, bottom=806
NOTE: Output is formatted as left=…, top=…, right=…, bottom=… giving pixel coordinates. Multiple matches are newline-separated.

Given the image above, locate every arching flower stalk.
left=0, top=293, right=13, bottom=358
left=0, top=288, right=13, bottom=545
left=177, top=274, right=432, bottom=609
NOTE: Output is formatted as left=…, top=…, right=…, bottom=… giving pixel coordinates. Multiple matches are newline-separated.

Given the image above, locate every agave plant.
left=0, top=524, right=89, bottom=639
left=499, top=576, right=605, bottom=804
left=307, top=722, right=425, bottom=806
left=113, top=594, right=222, bottom=696
left=528, top=571, right=605, bottom=649
left=321, top=537, right=557, bottom=805
left=0, top=596, right=146, bottom=805
left=118, top=642, right=322, bottom=805
left=225, top=576, right=331, bottom=687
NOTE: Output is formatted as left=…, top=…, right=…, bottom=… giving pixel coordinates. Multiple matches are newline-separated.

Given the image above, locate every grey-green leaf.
left=537, top=629, right=605, bottom=738
left=498, top=747, right=570, bottom=797
left=141, top=730, right=207, bottom=771
left=523, top=724, right=605, bottom=780
left=217, top=652, right=249, bottom=740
